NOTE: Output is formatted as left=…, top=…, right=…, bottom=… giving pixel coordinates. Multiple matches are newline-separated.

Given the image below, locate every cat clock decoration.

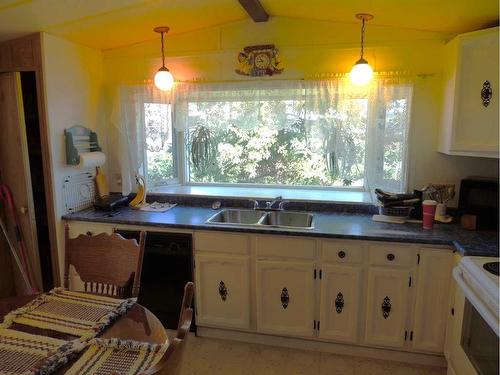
left=235, top=44, right=284, bottom=77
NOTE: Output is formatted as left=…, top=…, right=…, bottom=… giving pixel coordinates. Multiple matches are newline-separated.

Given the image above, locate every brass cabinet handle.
left=338, top=250, right=346, bottom=259
left=387, top=253, right=395, bottom=261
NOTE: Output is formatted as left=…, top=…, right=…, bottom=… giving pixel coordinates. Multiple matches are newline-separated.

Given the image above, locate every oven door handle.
left=453, top=266, right=499, bottom=337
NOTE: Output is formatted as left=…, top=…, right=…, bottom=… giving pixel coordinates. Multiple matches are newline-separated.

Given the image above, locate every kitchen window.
left=121, top=79, right=412, bottom=195
left=143, top=102, right=177, bottom=186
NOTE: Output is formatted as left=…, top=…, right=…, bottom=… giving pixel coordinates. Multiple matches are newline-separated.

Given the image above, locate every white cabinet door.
left=319, top=264, right=362, bottom=343
left=256, top=260, right=315, bottom=337
left=440, top=27, right=499, bottom=157
left=364, top=268, right=410, bottom=349
left=195, top=254, right=250, bottom=329
left=411, top=249, right=454, bottom=353
left=444, top=254, right=461, bottom=360
left=453, top=28, right=499, bottom=154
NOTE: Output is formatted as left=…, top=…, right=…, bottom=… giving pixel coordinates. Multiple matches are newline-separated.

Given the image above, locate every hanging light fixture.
left=350, top=13, right=374, bottom=85
left=153, top=26, right=174, bottom=91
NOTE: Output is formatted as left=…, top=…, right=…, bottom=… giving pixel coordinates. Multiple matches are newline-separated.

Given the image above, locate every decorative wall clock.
left=235, top=44, right=284, bottom=77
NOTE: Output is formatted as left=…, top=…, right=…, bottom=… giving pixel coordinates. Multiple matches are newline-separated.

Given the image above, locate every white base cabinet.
left=65, top=223, right=455, bottom=359
left=256, top=260, right=315, bottom=337
left=364, top=268, right=411, bottom=349
left=411, top=249, right=454, bottom=353
left=319, top=264, right=362, bottom=343
left=195, top=254, right=251, bottom=329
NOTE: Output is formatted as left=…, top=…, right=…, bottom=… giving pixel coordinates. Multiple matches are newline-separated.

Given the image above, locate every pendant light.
left=153, top=26, right=174, bottom=91
left=350, top=13, right=374, bottom=85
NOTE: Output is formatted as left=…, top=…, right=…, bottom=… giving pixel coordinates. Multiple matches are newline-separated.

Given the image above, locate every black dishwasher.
left=115, top=230, right=195, bottom=331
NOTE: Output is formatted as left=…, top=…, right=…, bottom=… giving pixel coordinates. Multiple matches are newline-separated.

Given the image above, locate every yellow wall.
left=41, top=33, right=105, bottom=281
left=103, top=17, right=448, bottom=83
left=101, top=17, right=498, bottom=202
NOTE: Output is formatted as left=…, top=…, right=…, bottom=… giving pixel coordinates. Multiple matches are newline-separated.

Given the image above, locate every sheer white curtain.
left=172, top=80, right=305, bottom=132
left=303, top=77, right=413, bottom=192
left=113, top=84, right=172, bottom=195
left=365, top=79, right=413, bottom=193
left=116, top=76, right=413, bottom=194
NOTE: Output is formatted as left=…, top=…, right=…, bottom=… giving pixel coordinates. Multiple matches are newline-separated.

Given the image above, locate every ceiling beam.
left=238, top=0, right=269, bottom=22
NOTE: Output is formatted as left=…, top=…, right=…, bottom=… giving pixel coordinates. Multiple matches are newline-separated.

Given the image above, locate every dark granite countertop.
left=62, top=206, right=499, bottom=257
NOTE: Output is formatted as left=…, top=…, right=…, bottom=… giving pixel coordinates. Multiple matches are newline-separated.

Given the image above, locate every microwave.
left=459, top=177, right=499, bottom=230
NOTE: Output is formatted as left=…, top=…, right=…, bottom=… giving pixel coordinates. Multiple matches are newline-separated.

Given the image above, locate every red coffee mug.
left=422, top=200, right=437, bottom=229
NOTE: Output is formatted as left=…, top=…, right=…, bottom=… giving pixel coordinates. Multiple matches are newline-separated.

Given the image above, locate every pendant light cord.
left=360, top=18, right=365, bottom=59
left=160, top=31, right=166, bottom=68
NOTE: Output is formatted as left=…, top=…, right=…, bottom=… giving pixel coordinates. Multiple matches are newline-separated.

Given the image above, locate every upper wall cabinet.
left=0, top=34, right=40, bottom=72
left=439, top=27, right=499, bottom=158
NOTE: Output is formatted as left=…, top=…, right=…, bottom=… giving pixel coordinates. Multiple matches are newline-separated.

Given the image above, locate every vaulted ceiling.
left=0, top=0, right=497, bottom=50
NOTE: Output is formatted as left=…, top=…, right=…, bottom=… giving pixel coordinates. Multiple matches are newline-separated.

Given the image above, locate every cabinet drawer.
left=256, top=235, right=315, bottom=260
left=369, top=244, right=414, bottom=268
left=194, top=231, right=249, bottom=254
left=321, top=240, right=364, bottom=264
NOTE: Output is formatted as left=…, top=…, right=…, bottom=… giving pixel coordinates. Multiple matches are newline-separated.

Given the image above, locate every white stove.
left=452, top=256, right=499, bottom=375
left=454, top=257, right=499, bottom=336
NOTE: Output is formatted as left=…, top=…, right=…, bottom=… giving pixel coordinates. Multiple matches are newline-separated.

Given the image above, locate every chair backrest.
left=175, top=281, right=194, bottom=340
left=141, top=282, right=194, bottom=375
left=64, top=225, right=146, bottom=298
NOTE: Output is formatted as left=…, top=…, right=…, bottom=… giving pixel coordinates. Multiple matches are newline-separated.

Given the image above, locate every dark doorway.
left=20, top=71, right=53, bottom=291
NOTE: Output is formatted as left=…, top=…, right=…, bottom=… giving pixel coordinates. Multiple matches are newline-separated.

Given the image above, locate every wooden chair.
left=142, top=281, right=195, bottom=375
left=64, top=225, right=146, bottom=298
left=0, top=294, right=39, bottom=322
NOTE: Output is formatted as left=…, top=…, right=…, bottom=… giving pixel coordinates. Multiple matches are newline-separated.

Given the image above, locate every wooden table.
left=0, top=293, right=168, bottom=374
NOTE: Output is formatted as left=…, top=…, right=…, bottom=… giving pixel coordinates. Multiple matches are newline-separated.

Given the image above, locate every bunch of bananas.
left=129, top=175, right=147, bottom=208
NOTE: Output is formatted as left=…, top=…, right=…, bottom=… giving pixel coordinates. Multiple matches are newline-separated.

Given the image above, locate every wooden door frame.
left=0, top=33, right=60, bottom=286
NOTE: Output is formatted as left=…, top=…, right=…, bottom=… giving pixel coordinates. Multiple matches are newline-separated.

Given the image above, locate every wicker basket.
left=378, top=205, right=413, bottom=218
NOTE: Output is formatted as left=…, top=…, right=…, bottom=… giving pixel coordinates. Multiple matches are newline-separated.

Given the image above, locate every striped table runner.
left=1, top=288, right=136, bottom=340
left=0, top=328, right=83, bottom=375
left=65, top=338, right=168, bottom=375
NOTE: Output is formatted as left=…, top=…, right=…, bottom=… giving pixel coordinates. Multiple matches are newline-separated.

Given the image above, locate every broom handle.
left=0, top=216, right=33, bottom=293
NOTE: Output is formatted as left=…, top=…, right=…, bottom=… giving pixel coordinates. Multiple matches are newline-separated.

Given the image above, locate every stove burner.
left=483, top=262, right=499, bottom=276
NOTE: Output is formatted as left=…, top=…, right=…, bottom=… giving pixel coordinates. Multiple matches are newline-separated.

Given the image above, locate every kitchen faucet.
left=249, top=196, right=288, bottom=211
left=266, top=196, right=283, bottom=210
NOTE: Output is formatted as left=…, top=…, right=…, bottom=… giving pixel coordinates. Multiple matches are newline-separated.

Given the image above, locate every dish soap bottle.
left=95, top=166, right=109, bottom=198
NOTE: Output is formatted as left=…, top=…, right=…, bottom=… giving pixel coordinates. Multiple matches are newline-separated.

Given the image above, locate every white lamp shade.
left=350, top=61, right=373, bottom=85
left=154, top=69, right=174, bottom=91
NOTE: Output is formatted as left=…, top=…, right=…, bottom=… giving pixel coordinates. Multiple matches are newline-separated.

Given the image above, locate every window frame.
left=143, top=81, right=413, bottom=193
left=140, top=99, right=180, bottom=190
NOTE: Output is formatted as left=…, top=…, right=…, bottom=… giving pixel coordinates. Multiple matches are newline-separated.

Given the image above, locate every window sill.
left=149, top=185, right=373, bottom=205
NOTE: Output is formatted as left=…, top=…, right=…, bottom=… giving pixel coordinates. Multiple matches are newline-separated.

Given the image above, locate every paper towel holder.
left=64, top=125, right=102, bottom=165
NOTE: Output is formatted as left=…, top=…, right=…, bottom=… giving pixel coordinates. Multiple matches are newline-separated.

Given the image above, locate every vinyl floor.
left=174, top=334, right=447, bottom=375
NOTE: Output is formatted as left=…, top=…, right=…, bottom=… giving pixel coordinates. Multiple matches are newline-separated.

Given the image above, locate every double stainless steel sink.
left=206, top=209, right=314, bottom=230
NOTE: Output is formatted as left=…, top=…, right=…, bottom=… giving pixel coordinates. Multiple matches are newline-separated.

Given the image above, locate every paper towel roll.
left=78, top=152, right=106, bottom=169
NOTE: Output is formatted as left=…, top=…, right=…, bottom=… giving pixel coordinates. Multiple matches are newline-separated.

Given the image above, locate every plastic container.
left=378, top=205, right=413, bottom=218
left=422, top=200, right=438, bottom=229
